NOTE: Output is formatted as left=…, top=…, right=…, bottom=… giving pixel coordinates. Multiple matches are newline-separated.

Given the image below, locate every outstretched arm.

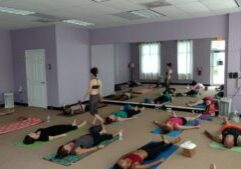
left=204, top=130, right=222, bottom=143
left=75, top=145, right=104, bottom=155
left=49, top=134, right=67, bottom=141
left=176, top=124, right=200, bottom=130
left=117, top=116, right=137, bottom=122
left=133, top=159, right=165, bottom=169
left=153, top=121, right=166, bottom=128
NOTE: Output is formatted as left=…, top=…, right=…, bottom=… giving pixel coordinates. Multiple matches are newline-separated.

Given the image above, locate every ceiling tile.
left=152, top=6, right=189, bottom=18
left=101, top=0, right=145, bottom=11
left=176, top=1, right=210, bottom=13
left=200, top=0, right=238, bottom=11
left=166, top=0, right=198, bottom=5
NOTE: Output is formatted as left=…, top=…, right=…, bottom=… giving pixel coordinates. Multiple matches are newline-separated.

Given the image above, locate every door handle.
left=40, top=81, right=46, bottom=84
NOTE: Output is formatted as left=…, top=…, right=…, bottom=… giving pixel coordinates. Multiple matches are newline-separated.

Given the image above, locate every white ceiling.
left=0, top=0, right=240, bottom=30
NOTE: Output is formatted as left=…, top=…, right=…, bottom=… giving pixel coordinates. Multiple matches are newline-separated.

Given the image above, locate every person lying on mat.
left=23, top=120, right=87, bottom=144
left=186, top=96, right=217, bottom=116
left=55, top=125, right=122, bottom=158
left=154, top=88, right=176, bottom=104
left=63, top=101, right=85, bottom=115
left=177, top=81, right=204, bottom=97
left=112, top=136, right=181, bottom=169
left=105, top=106, right=144, bottom=124
left=153, top=112, right=201, bottom=134
left=204, top=117, right=241, bottom=148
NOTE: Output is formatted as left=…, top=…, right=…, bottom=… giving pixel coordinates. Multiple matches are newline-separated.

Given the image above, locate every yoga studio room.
left=1, top=0, right=241, bottom=169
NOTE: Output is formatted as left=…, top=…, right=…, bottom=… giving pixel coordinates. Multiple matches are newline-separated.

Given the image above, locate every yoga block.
left=182, top=148, right=196, bottom=158
left=180, top=141, right=197, bottom=158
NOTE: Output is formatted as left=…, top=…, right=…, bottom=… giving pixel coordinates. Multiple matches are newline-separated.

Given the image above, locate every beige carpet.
left=0, top=86, right=238, bottom=169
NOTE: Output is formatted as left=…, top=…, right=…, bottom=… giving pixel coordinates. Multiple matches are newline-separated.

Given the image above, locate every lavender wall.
left=91, top=44, right=115, bottom=96
left=226, top=13, right=241, bottom=112
left=193, top=39, right=212, bottom=84
left=55, top=26, right=90, bottom=106
left=114, top=44, right=131, bottom=84
left=11, top=26, right=59, bottom=106
left=0, top=30, right=14, bottom=104
left=91, top=15, right=227, bottom=44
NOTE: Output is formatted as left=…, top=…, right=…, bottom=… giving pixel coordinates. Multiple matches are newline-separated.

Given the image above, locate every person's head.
left=23, top=132, right=39, bottom=144
left=191, top=80, right=197, bottom=86
left=55, top=143, right=73, bottom=158
left=90, top=67, right=98, bottom=77
left=136, top=105, right=144, bottom=111
left=204, top=99, right=212, bottom=106
left=223, top=135, right=235, bottom=148
left=169, top=88, right=176, bottom=93
left=105, top=115, right=116, bottom=125
left=167, top=63, right=172, bottom=68
left=114, top=158, right=132, bottom=169
left=161, top=124, right=173, bottom=134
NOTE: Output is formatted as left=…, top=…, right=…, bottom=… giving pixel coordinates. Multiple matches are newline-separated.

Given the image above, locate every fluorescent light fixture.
left=0, top=6, right=35, bottom=15
left=92, top=0, right=110, bottom=2
left=130, top=9, right=164, bottom=18
left=62, top=19, right=94, bottom=26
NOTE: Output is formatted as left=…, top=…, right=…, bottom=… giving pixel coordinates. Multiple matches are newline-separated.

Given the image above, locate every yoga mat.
left=15, top=126, right=88, bottom=148
left=209, top=141, right=241, bottom=153
left=193, top=104, right=206, bottom=109
left=0, top=117, right=43, bottom=135
left=110, top=143, right=178, bottom=169
left=147, top=144, right=179, bottom=169
left=43, top=136, right=119, bottom=166
left=151, top=128, right=182, bottom=137
left=151, top=120, right=200, bottom=137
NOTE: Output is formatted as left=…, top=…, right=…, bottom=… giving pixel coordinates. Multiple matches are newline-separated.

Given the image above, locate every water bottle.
left=119, top=131, right=123, bottom=141
left=232, top=111, right=240, bottom=123
left=46, top=115, right=51, bottom=123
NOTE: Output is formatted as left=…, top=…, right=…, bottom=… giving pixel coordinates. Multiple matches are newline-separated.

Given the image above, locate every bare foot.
left=210, top=163, right=217, bottom=169
left=171, top=137, right=182, bottom=144
left=153, top=121, right=159, bottom=125
left=161, top=135, right=169, bottom=143
left=77, top=121, right=87, bottom=128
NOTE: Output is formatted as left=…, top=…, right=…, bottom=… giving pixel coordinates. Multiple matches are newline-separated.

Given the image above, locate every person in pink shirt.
left=153, top=112, right=201, bottom=134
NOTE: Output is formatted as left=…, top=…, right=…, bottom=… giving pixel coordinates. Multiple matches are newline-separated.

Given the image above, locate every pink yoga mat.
left=0, top=117, right=43, bottom=135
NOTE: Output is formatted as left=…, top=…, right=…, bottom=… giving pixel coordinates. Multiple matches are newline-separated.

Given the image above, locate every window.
left=139, top=43, right=161, bottom=80
left=177, top=40, right=193, bottom=80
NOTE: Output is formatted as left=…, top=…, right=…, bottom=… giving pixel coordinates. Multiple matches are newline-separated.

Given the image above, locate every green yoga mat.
left=209, top=141, right=241, bottom=153
left=43, top=136, right=119, bottom=166
left=15, top=126, right=88, bottom=148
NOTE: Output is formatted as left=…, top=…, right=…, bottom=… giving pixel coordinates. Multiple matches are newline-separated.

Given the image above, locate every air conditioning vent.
left=35, top=18, right=56, bottom=23
left=142, top=0, right=172, bottom=8
left=113, top=12, right=146, bottom=20
left=234, top=0, right=241, bottom=7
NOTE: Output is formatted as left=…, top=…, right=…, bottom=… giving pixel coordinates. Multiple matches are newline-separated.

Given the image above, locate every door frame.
left=25, top=49, right=48, bottom=108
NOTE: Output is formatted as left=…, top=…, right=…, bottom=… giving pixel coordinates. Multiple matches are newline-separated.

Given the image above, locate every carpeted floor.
left=0, top=85, right=239, bottom=169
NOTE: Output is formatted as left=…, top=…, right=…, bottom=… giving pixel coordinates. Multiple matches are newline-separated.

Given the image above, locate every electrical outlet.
left=237, top=78, right=241, bottom=88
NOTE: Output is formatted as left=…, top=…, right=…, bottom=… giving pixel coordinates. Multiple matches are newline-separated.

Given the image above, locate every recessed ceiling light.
left=92, top=0, right=110, bottom=2
left=62, top=19, right=94, bottom=26
left=130, top=9, right=164, bottom=18
left=0, top=6, right=35, bottom=15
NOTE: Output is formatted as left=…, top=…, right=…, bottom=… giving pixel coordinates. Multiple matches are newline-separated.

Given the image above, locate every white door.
left=25, top=49, right=48, bottom=108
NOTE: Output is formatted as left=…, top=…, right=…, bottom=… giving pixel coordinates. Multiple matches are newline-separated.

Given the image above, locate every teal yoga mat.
left=43, top=136, right=119, bottom=166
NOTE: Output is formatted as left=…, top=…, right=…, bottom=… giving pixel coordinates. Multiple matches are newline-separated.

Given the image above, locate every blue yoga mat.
left=193, top=103, right=206, bottom=109
left=110, top=143, right=178, bottom=169
left=151, top=128, right=182, bottom=137
left=147, top=144, right=178, bottom=169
